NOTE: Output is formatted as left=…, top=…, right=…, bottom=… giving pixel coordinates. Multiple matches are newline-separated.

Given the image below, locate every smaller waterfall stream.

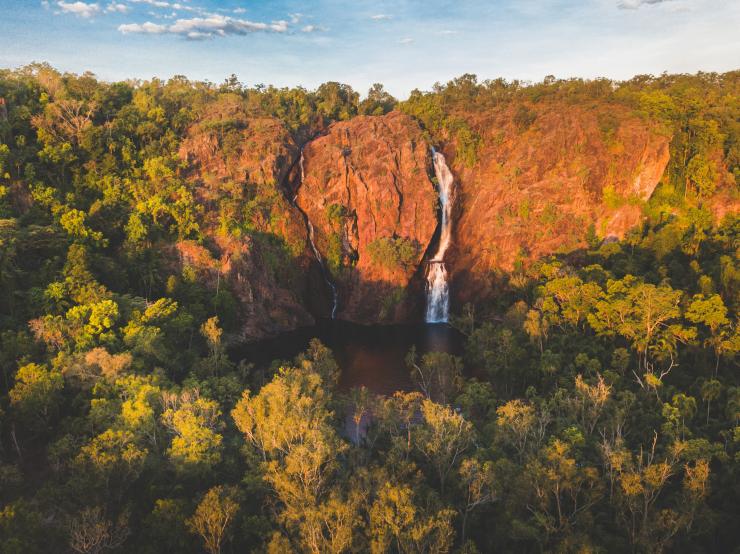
left=294, top=151, right=339, bottom=319
left=426, top=148, right=455, bottom=323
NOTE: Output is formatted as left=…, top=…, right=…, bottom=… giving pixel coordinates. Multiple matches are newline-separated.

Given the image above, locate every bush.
left=513, top=105, right=537, bottom=131
left=367, top=236, right=420, bottom=272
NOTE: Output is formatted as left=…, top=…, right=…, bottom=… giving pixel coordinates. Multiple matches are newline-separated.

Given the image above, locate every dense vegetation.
left=0, top=64, right=738, bottom=553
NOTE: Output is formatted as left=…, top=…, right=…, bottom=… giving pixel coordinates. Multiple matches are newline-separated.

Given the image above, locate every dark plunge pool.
left=230, top=320, right=464, bottom=395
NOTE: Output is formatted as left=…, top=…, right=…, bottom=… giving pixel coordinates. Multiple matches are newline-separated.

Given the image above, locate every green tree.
left=9, top=362, right=63, bottom=432
left=414, top=399, right=474, bottom=494
left=187, top=486, right=240, bottom=554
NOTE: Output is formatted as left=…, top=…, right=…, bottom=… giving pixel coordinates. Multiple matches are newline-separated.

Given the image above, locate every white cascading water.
left=426, top=148, right=455, bottom=323
left=296, top=151, right=338, bottom=318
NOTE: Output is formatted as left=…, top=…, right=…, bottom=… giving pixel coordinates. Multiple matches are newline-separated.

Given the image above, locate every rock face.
left=295, top=112, right=438, bottom=323
left=438, top=103, right=671, bottom=304
left=179, top=101, right=314, bottom=340
left=175, top=100, right=700, bottom=334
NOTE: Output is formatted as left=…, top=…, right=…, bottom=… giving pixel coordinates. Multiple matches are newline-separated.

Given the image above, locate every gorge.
left=199, top=102, right=700, bottom=340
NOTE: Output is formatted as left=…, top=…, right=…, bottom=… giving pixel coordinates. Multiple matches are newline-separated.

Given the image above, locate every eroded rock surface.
left=438, top=103, right=671, bottom=303
left=296, top=112, right=438, bottom=322
left=179, top=101, right=314, bottom=339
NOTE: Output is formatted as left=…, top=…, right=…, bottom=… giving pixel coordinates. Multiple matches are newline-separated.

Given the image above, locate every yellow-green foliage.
left=367, top=236, right=420, bottom=272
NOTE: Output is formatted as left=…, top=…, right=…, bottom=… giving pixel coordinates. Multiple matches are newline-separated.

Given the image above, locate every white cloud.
left=371, top=14, right=392, bottom=20
left=118, top=14, right=292, bottom=39
left=119, top=20, right=166, bottom=33
left=57, top=1, right=101, bottom=18
left=233, top=7, right=246, bottom=14
left=128, top=0, right=211, bottom=15
left=106, top=2, right=127, bottom=13
left=130, top=0, right=171, bottom=8
left=399, top=37, right=414, bottom=44
left=618, top=0, right=672, bottom=9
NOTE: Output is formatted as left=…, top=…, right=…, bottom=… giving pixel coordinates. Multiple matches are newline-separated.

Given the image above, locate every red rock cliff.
left=438, top=103, right=671, bottom=304
left=179, top=99, right=314, bottom=339
left=296, top=112, right=438, bottom=322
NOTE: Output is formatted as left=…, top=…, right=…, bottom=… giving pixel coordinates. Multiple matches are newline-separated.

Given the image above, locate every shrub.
left=367, top=236, right=420, bottom=272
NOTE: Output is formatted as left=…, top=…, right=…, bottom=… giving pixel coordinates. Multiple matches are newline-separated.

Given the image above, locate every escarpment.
left=178, top=102, right=314, bottom=340
left=177, top=99, right=738, bottom=335
left=437, top=103, right=672, bottom=305
left=294, top=112, right=439, bottom=323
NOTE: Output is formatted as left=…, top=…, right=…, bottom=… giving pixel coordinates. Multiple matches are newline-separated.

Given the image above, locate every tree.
left=458, top=458, right=496, bottom=543
left=348, top=386, right=374, bottom=446
left=76, top=429, right=148, bottom=498
left=406, top=347, right=462, bottom=404
left=232, top=366, right=333, bottom=461
left=572, top=374, right=611, bottom=435
left=588, top=276, right=695, bottom=386
left=700, top=379, right=721, bottom=424
left=605, top=434, right=710, bottom=553
left=377, top=391, right=424, bottom=458
left=315, top=82, right=359, bottom=121
left=294, top=339, right=340, bottom=388
left=369, top=482, right=455, bottom=554
left=187, top=485, right=240, bottom=554
left=686, top=294, right=735, bottom=374
left=526, top=439, right=603, bottom=543
left=414, top=399, right=474, bottom=494
left=232, top=361, right=348, bottom=549
left=685, top=154, right=717, bottom=198
left=540, top=274, right=601, bottom=330
left=495, top=399, right=544, bottom=461
left=161, top=389, right=223, bottom=473
left=359, top=83, right=397, bottom=116
left=68, top=507, right=129, bottom=554
left=200, top=316, right=226, bottom=375
left=9, top=362, right=63, bottom=432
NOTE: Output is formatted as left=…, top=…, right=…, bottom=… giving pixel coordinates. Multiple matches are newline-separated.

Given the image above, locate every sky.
left=0, top=0, right=738, bottom=98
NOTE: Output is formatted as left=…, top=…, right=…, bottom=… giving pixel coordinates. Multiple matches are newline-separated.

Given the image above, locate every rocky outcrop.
left=175, top=99, right=734, bottom=333
left=438, top=103, right=672, bottom=304
left=295, top=112, right=438, bottom=323
left=179, top=99, right=314, bottom=340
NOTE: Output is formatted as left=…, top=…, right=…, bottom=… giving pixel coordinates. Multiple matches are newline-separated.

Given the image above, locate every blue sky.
left=0, top=0, right=738, bottom=97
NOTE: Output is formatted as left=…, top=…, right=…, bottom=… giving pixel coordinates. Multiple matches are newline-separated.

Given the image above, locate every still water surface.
left=232, top=320, right=464, bottom=395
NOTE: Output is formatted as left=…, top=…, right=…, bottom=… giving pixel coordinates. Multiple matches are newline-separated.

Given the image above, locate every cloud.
left=130, top=0, right=171, bottom=7
left=119, top=20, right=166, bottom=33
left=106, top=2, right=127, bottom=13
left=233, top=7, right=246, bottom=14
left=118, top=14, right=293, bottom=39
left=57, top=1, right=101, bottom=18
left=399, top=37, right=414, bottom=44
left=371, top=14, right=392, bottom=20
left=129, top=0, right=206, bottom=13
left=617, top=0, right=672, bottom=9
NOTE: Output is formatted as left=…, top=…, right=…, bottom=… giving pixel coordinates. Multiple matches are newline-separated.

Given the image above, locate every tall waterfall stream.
left=426, top=148, right=455, bottom=323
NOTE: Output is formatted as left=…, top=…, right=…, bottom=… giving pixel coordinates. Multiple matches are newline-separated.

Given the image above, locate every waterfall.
left=426, top=148, right=455, bottom=323
left=294, top=150, right=338, bottom=319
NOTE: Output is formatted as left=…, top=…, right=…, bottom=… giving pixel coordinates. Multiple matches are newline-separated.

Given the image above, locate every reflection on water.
left=230, top=320, right=464, bottom=395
